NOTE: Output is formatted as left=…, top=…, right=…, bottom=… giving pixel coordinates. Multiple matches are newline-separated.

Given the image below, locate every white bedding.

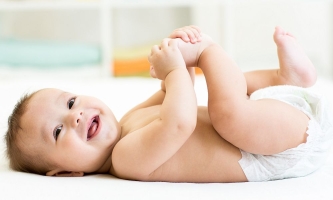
left=1, top=70, right=333, bottom=200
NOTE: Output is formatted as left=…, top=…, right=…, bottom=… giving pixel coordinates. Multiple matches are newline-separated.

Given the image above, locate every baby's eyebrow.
left=56, top=91, right=68, bottom=104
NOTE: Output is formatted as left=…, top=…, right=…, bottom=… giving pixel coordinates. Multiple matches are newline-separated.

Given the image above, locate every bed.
left=1, top=68, right=333, bottom=200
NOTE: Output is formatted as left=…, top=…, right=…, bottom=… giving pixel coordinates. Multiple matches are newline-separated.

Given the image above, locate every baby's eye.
left=68, top=98, right=75, bottom=109
left=53, top=125, right=63, bottom=140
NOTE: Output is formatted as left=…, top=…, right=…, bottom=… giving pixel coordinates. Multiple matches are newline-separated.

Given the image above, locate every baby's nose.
left=76, top=112, right=83, bottom=123
left=69, top=111, right=83, bottom=127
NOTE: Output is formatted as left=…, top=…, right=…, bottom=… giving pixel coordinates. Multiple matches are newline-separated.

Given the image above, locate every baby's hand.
left=169, top=25, right=202, bottom=44
left=148, top=38, right=186, bottom=80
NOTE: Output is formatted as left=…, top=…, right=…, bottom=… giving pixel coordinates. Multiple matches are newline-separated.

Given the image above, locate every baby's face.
left=20, top=88, right=121, bottom=174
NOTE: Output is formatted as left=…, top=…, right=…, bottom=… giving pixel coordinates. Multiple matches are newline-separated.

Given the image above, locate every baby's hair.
left=5, top=91, right=52, bottom=175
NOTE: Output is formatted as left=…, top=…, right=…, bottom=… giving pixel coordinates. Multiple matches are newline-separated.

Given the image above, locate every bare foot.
left=274, top=26, right=317, bottom=87
left=150, top=37, right=212, bottom=77
left=176, top=34, right=215, bottom=68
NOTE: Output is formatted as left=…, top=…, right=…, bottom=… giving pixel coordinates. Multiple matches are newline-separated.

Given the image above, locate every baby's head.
left=6, top=88, right=121, bottom=176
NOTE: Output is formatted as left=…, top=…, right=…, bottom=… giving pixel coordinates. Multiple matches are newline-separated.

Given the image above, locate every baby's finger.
left=161, top=38, right=171, bottom=49
left=189, top=25, right=201, bottom=35
left=150, top=45, right=160, bottom=55
left=188, top=25, right=202, bottom=42
left=182, top=29, right=198, bottom=44
left=150, top=66, right=156, bottom=78
left=183, top=25, right=202, bottom=43
left=168, top=39, right=179, bottom=49
left=147, top=54, right=152, bottom=65
left=170, top=30, right=190, bottom=42
left=148, top=45, right=158, bottom=63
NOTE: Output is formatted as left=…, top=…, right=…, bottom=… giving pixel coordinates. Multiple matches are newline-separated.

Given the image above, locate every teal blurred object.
left=0, top=38, right=101, bottom=67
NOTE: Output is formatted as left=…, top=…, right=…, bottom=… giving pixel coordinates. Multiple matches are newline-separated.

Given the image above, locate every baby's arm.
left=113, top=39, right=197, bottom=180
left=152, top=26, right=202, bottom=90
left=122, top=27, right=200, bottom=119
left=174, top=26, right=200, bottom=85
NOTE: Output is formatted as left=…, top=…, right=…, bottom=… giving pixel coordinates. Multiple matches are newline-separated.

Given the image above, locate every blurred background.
left=0, top=0, right=332, bottom=79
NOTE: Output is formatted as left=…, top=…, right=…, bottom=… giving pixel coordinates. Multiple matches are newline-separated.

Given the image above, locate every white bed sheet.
left=1, top=71, right=333, bottom=200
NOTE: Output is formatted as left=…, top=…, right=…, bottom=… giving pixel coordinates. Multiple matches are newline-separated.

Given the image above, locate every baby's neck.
left=95, top=154, right=113, bottom=174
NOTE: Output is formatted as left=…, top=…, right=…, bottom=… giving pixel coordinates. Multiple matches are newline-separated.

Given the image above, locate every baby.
left=5, top=26, right=333, bottom=182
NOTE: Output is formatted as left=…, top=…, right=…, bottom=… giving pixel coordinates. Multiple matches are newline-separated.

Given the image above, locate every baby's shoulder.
left=120, top=105, right=161, bottom=137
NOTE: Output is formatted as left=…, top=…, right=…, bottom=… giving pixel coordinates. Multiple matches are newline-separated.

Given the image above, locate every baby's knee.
left=209, top=103, right=243, bottom=133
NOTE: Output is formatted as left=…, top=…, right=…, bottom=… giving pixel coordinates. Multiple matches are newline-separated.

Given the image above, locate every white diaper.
left=238, top=85, right=333, bottom=182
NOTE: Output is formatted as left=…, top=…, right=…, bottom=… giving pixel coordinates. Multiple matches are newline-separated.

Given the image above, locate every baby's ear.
left=46, top=169, right=84, bottom=177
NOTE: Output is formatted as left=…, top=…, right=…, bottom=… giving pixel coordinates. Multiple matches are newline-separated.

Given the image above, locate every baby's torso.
left=115, top=105, right=247, bottom=183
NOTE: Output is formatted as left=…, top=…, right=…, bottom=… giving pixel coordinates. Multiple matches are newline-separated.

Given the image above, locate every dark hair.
left=5, top=91, right=52, bottom=175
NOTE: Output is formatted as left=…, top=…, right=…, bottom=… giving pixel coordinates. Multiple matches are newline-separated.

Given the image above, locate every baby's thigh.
left=216, top=98, right=309, bottom=155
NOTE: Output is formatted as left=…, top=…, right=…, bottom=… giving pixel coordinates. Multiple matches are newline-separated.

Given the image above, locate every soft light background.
left=0, top=0, right=332, bottom=78
left=0, top=1, right=333, bottom=200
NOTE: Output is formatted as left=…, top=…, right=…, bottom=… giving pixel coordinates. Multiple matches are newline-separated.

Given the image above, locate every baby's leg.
left=198, top=37, right=309, bottom=155
left=245, top=26, right=317, bottom=94
left=176, top=37, right=213, bottom=68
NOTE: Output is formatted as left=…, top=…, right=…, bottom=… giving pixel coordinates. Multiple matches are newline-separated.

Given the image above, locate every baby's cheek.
left=62, top=134, right=84, bottom=151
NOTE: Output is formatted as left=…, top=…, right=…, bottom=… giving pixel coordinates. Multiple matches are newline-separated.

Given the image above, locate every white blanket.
left=1, top=70, right=332, bottom=200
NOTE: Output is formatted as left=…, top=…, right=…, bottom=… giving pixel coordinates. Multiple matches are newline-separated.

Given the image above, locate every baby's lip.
left=86, top=115, right=101, bottom=141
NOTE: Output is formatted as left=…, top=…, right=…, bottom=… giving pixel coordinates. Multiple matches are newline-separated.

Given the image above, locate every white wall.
left=231, top=1, right=332, bottom=76
left=191, top=1, right=333, bottom=77
left=1, top=10, right=101, bottom=44
left=112, top=7, right=190, bottom=47
left=0, top=1, right=332, bottom=78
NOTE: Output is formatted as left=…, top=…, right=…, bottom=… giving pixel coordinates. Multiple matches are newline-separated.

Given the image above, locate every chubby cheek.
left=59, top=140, right=96, bottom=170
left=60, top=134, right=86, bottom=156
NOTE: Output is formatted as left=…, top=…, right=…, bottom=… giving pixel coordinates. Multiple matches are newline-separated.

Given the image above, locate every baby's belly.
left=147, top=108, right=247, bottom=183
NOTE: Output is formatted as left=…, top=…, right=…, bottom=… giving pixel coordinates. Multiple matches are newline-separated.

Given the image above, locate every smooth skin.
left=152, top=26, right=314, bottom=155
left=111, top=26, right=316, bottom=181
left=21, top=26, right=315, bottom=182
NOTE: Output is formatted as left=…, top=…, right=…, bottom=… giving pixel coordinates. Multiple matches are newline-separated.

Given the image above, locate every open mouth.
left=87, top=115, right=100, bottom=141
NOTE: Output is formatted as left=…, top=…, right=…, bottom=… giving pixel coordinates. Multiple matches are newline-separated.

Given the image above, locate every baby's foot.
left=274, top=26, right=316, bottom=87
left=177, top=34, right=214, bottom=68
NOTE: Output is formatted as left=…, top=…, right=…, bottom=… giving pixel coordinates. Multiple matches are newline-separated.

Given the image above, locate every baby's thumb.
left=150, top=66, right=157, bottom=78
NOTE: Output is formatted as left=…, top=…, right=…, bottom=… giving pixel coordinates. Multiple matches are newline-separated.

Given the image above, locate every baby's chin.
left=95, top=125, right=120, bottom=157
left=108, top=127, right=122, bottom=149
left=105, top=115, right=121, bottom=142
